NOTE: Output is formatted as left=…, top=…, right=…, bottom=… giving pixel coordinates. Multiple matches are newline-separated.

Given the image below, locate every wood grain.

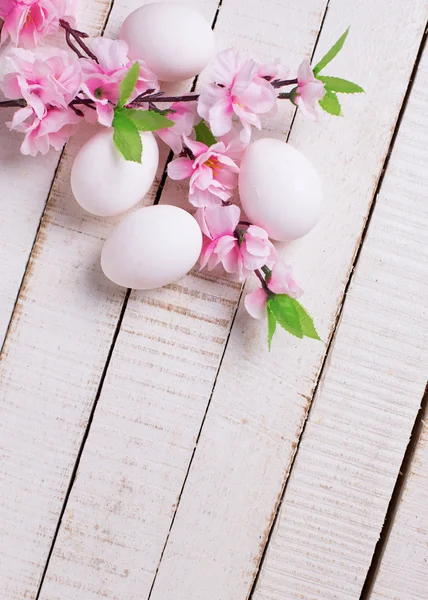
left=369, top=421, right=428, bottom=600
left=252, top=27, right=428, bottom=600
left=0, top=1, right=111, bottom=348
left=145, top=2, right=428, bottom=600
left=37, top=0, right=329, bottom=599
left=0, top=1, right=116, bottom=595
left=366, top=49, right=428, bottom=600
left=0, top=1, right=215, bottom=598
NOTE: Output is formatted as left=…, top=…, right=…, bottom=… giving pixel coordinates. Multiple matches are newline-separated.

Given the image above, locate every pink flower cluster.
left=158, top=49, right=325, bottom=164
left=153, top=50, right=323, bottom=321
left=198, top=49, right=278, bottom=143
left=80, top=37, right=158, bottom=127
left=0, top=35, right=159, bottom=154
left=191, top=203, right=302, bottom=320
left=1, top=47, right=82, bottom=155
left=168, top=137, right=241, bottom=207
left=0, top=0, right=76, bottom=47
left=195, top=204, right=277, bottom=280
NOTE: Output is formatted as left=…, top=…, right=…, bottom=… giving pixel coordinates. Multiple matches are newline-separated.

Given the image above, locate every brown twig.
left=59, top=19, right=99, bottom=63
left=69, top=98, right=97, bottom=111
left=0, top=100, right=27, bottom=108
left=254, top=269, right=271, bottom=293
left=271, top=77, right=298, bottom=88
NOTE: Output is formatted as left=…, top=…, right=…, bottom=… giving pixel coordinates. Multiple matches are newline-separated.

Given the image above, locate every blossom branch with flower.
left=0, top=1, right=364, bottom=350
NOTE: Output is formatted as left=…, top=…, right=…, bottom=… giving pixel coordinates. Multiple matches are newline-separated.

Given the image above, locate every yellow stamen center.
left=24, top=11, right=34, bottom=28
left=205, top=156, right=221, bottom=176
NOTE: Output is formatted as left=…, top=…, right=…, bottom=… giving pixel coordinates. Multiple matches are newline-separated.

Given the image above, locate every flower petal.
left=202, top=204, right=241, bottom=239
left=244, top=288, right=268, bottom=319
left=167, top=157, right=194, bottom=180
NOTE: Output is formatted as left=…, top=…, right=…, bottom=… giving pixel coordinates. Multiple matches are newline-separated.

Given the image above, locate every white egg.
left=120, top=2, right=215, bottom=82
left=71, top=128, right=159, bottom=217
left=239, top=138, right=323, bottom=242
left=101, top=205, right=202, bottom=289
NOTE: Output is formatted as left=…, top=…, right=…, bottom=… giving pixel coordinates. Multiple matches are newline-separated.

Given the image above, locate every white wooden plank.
left=369, top=419, right=428, bottom=600
left=143, top=2, right=428, bottom=600
left=37, top=1, right=330, bottom=599
left=0, top=1, right=213, bottom=598
left=252, top=28, right=428, bottom=600
left=0, top=3, right=112, bottom=348
left=0, top=1, right=115, bottom=594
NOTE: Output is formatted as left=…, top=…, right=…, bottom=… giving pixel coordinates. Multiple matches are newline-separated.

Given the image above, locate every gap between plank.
left=247, top=20, right=428, bottom=600
left=35, top=287, right=131, bottom=599
left=359, top=383, right=428, bottom=600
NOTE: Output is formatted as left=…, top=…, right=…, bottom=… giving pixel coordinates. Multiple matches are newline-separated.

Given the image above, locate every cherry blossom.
left=197, top=48, right=278, bottom=142
left=245, top=261, right=303, bottom=319
left=80, top=37, right=158, bottom=127
left=8, top=105, right=80, bottom=155
left=167, top=136, right=240, bottom=207
left=257, top=59, right=289, bottom=82
left=156, top=101, right=199, bottom=154
left=0, top=0, right=76, bottom=48
left=294, top=58, right=325, bottom=120
left=1, top=47, right=82, bottom=118
left=196, top=204, right=276, bottom=280
left=240, top=225, right=277, bottom=272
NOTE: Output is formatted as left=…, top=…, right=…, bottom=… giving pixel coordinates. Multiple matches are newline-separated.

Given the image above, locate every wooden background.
left=1, top=1, right=428, bottom=599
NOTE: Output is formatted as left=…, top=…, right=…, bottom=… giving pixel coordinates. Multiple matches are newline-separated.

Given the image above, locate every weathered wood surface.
left=146, top=3, right=428, bottom=600
left=365, top=48, right=428, bottom=600
left=0, top=1, right=427, bottom=599
left=0, top=1, right=216, bottom=598
left=369, top=417, right=428, bottom=600
left=0, top=1, right=112, bottom=349
left=252, top=29, right=428, bottom=600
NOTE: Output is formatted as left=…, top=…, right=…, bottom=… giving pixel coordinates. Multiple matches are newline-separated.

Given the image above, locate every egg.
left=120, top=2, right=215, bottom=82
left=71, top=128, right=159, bottom=217
left=101, top=205, right=202, bottom=289
left=239, top=138, right=323, bottom=242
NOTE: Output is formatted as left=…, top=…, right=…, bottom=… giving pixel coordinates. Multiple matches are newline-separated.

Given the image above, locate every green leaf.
left=267, top=295, right=303, bottom=339
left=319, top=90, right=343, bottom=116
left=317, top=75, right=364, bottom=94
left=313, top=28, right=349, bottom=76
left=113, top=111, right=143, bottom=163
left=292, top=300, right=321, bottom=340
left=267, top=295, right=321, bottom=342
left=119, top=108, right=174, bottom=131
left=118, top=62, right=140, bottom=108
left=267, top=306, right=277, bottom=351
left=194, top=121, right=217, bottom=147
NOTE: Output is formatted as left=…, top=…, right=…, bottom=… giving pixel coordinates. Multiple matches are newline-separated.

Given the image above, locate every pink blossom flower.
left=196, top=204, right=241, bottom=274
left=1, top=47, right=82, bottom=119
left=245, top=261, right=303, bottom=319
left=195, top=205, right=276, bottom=280
left=198, top=49, right=278, bottom=142
left=257, top=59, right=289, bottom=82
left=294, top=58, right=325, bottom=120
left=0, top=0, right=76, bottom=48
left=167, top=136, right=240, bottom=207
left=156, top=101, right=199, bottom=154
left=8, top=104, right=80, bottom=155
left=240, top=225, right=277, bottom=271
left=80, top=37, right=159, bottom=127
